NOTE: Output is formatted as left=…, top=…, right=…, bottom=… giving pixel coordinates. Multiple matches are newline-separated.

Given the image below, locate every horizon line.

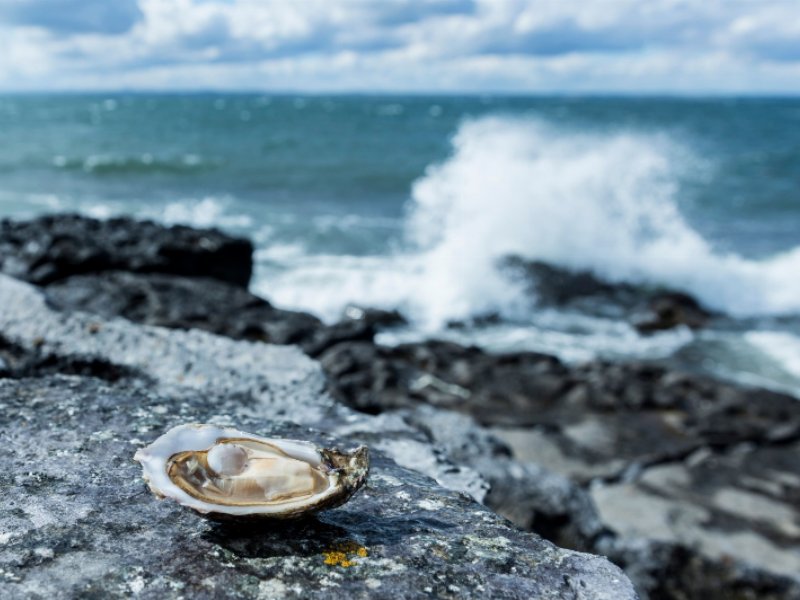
left=3, top=88, right=800, bottom=99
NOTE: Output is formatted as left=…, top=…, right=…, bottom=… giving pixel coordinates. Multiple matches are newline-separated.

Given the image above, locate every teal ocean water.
left=1, top=94, right=799, bottom=392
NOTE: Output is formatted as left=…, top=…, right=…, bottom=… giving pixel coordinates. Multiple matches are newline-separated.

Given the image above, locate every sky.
left=1, top=0, right=799, bottom=94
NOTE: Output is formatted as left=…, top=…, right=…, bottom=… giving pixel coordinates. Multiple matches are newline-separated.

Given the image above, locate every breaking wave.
left=263, top=115, right=800, bottom=328
left=403, top=116, right=800, bottom=324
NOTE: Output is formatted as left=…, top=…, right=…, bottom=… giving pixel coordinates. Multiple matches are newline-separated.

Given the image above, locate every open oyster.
left=134, top=424, right=369, bottom=518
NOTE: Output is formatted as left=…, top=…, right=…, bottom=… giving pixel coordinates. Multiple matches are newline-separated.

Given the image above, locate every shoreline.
left=1, top=213, right=799, bottom=598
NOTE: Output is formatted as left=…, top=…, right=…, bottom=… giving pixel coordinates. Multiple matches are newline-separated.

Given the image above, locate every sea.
left=1, top=93, right=799, bottom=395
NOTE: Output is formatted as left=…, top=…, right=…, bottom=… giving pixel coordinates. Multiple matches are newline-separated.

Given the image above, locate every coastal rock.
left=0, top=214, right=253, bottom=286
left=502, top=257, right=637, bottom=310
left=300, top=319, right=379, bottom=358
left=299, top=306, right=408, bottom=359
left=631, top=292, right=711, bottom=333
left=594, top=438, right=800, bottom=599
left=601, top=538, right=800, bottom=600
left=0, top=275, right=635, bottom=599
left=341, top=305, right=408, bottom=329
left=319, top=338, right=800, bottom=597
left=319, top=340, right=571, bottom=419
left=352, top=404, right=800, bottom=599
left=0, top=376, right=634, bottom=600
left=320, top=340, right=800, bottom=475
left=45, top=271, right=398, bottom=355
left=502, top=256, right=713, bottom=330
left=400, top=405, right=609, bottom=553
left=45, top=271, right=322, bottom=345
left=3, top=214, right=797, bottom=598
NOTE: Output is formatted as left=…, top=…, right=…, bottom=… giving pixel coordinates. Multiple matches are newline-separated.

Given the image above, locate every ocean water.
left=1, top=94, right=799, bottom=394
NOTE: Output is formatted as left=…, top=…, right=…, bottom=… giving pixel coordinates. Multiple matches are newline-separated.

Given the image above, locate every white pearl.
left=207, top=444, right=248, bottom=476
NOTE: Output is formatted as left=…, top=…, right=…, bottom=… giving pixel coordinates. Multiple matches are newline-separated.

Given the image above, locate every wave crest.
left=52, top=153, right=214, bottom=175
left=404, top=116, right=800, bottom=323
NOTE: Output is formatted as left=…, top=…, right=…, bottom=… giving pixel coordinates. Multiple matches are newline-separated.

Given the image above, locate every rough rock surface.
left=45, top=271, right=323, bottom=345
left=0, top=214, right=253, bottom=286
left=319, top=340, right=799, bottom=456
left=4, top=214, right=798, bottom=599
left=318, top=340, right=800, bottom=597
left=0, top=275, right=635, bottom=599
left=44, top=272, right=404, bottom=356
left=501, top=256, right=713, bottom=331
left=594, top=441, right=800, bottom=581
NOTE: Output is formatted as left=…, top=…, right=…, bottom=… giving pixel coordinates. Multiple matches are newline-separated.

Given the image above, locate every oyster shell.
left=134, top=424, right=369, bottom=518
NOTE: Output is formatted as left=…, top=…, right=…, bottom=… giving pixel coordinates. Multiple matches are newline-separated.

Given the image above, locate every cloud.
left=476, top=18, right=646, bottom=56
left=364, top=0, right=476, bottom=26
left=1, top=0, right=142, bottom=35
left=0, top=0, right=799, bottom=93
left=724, top=8, right=800, bottom=62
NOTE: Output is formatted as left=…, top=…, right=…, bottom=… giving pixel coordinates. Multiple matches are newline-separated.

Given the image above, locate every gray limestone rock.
left=0, top=275, right=635, bottom=599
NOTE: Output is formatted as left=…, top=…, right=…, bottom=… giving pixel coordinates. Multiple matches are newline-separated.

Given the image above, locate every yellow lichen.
left=322, top=541, right=368, bottom=568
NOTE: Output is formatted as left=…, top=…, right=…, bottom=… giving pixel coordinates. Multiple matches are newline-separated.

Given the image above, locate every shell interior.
left=169, top=438, right=329, bottom=506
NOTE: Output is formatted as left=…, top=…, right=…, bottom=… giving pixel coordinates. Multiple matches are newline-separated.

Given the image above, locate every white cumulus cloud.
left=0, top=0, right=798, bottom=92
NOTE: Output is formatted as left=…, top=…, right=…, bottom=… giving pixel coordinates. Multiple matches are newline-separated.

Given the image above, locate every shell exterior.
left=134, top=424, right=369, bottom=519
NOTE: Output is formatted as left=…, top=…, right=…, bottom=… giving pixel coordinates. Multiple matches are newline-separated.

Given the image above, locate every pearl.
left=207, top=443, right=248, bottom=476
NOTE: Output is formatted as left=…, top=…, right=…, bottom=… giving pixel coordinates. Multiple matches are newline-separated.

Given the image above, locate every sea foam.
left=264, top=115, right=800, bottom=327
left=404, top=116, right=800, bottom=323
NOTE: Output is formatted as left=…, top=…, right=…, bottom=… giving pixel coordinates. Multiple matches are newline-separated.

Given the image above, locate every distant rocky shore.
left=2, top=214, right=798, bottom=599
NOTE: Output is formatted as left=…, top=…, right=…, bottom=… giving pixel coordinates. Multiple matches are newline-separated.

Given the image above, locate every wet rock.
left=632, top=292, right=711, bottom=333
left=0, top=275, right=635, bottom=599
left=320, top=341, right=800, bottom=471
left=341, top=305, right=408, bottom=329
left=399, top=404, right=800, bottom=598
left=319, top=337, right=800, bottom=597
left=601, top=538, right=800, bottom=600
left=0, top=214, right=253, bottom=286
left=593, top=441, right=800, bottom=585
left=502, top=257, right=638, bottom=310
left=298, top=305, right=408, bottom=358
left=590, top=442, right=800, bottom=599
left=300, top=320, right=378, bottom=358
left=45, top=271, right=322, bottom=345
left=45, top=271, right=401, bottom=355
left=502, top=256, right=713, bottom=329
left=319, top=340, right=571, bottom=419
left=401, top=405, right=609, bottom=554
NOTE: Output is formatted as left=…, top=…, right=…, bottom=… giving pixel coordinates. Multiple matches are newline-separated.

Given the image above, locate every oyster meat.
left=134, top=424, right=369, bottom=518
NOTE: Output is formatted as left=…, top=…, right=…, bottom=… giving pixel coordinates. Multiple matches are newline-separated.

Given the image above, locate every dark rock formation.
left=46, top=271, right=323, bottom=345
left=341, top=305, right=408, bottom=329
left=593, top=439, right=800, bottom=593
left=319, top=340, right=568, bottom=418
left=3, top=214, right=797, bottom=599
left=319, top=340, right=799, bottom=455
left=502, top=256, right=713, bottom=331
left=0, top=333, right=139, bottom=382
left=44, top=271, right=403, bottom=355
left=318, top=338, right=800, bottom=598
left=0, top=213, right=410, bottom=352
left=503, top=258, right=637, bottom=309
left=632, top=291, right=711, bottom=333
left=0, top=275, right=634, bottom=599
left=0, top=214, right=253, bottom=286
